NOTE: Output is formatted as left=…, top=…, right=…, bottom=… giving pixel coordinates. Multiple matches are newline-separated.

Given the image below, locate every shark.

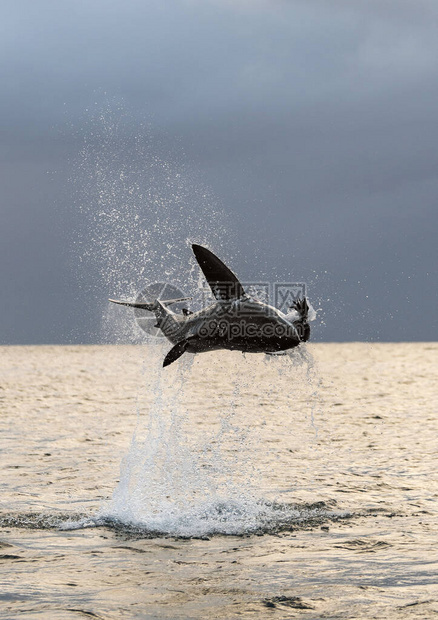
left=109, top=244, right=314, bottom=367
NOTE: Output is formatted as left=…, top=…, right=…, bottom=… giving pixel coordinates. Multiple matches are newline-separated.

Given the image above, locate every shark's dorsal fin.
left=192, top=244, right=245, bottom=301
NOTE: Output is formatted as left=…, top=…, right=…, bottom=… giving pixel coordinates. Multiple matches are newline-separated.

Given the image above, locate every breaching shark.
left=109, top=244, right=315, bottom=367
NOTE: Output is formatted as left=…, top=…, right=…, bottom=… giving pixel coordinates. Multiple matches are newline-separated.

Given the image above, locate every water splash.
left=97, top=346, right=254, bottom=535
left=70, top=101, right=327, bottom=537
left=88, top=344, right=329, bottom=538
left=71, top=100, right=233, bottom=343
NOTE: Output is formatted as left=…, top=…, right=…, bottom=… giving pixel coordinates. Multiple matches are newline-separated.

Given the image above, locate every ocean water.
left=0, top=342, right=437, bottom=619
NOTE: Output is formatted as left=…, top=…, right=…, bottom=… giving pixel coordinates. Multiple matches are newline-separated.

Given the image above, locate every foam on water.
left=84, top=500, right=346, bottom=538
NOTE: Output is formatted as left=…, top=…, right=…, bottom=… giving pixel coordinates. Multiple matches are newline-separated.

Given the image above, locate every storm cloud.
left=1, top=0, right=437, bottom=343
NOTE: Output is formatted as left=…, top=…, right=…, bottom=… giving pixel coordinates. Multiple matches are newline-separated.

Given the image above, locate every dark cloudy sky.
left=1, top=0, right=437, bottom=344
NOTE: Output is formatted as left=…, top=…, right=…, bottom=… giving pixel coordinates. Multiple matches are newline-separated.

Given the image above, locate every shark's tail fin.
left=109, top=297, right=191, bottom=311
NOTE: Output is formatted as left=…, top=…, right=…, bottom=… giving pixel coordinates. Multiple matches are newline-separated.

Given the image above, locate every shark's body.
left=110, top=244, right=313, bottom=367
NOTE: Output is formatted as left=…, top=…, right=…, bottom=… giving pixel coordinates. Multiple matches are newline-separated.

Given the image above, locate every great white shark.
left=110, top=244, right=315, bottom=367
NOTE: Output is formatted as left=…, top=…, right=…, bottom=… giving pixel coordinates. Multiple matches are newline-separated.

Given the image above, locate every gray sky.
left=1, top=0, right=437, bottom=343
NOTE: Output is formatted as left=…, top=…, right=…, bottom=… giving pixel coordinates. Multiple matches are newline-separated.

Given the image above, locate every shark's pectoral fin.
left=163, top=339, right=192, bottom=367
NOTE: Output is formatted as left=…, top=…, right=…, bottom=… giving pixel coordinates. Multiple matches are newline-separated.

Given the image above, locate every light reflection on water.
left=0, top=343, right=437, bottom=619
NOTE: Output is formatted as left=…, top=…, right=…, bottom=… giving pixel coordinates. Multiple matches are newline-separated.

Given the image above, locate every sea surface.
left=0, top=343, right=437, bottom=619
